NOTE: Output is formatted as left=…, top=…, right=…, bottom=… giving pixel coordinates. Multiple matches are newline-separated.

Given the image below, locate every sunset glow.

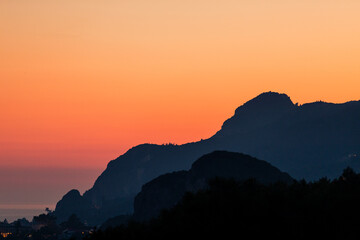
left=1, top=1, right=360, bottom=170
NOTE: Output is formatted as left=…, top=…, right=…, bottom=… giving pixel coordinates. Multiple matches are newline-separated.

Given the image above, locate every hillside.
left=55, top=91, right=360, bottom=225
left=133, top=151, right=293, bottom=221
left=87, top=168, right=360, bottom=240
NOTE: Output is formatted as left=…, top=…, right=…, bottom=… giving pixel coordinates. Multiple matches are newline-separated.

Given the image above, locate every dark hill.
left=133, top=151, right=293, bottom=221
left=55, top=91, right=360, bottom=225
left=87, top=169, right=360, bottom=240
left=55, top=190, right=94, bottom=224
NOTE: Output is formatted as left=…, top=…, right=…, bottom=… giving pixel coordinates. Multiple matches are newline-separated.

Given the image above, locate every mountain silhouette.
left=133, top=151, right=293, bottom=221
left=87, top=169, right=360, bottom=240
left=55, top=189, right=94, bottom=225
left=54, top=91, right=360, bottom=225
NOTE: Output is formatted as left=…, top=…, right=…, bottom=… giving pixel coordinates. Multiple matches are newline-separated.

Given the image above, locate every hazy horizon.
left=0, top=166, right=102, bottom=221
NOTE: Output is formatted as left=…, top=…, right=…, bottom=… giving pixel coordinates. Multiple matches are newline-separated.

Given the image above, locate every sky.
left=1, top=0, right=360, bottom=216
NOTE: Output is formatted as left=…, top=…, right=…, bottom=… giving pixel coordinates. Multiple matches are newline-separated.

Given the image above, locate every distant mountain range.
left=55, top=91, right=360, bottom=225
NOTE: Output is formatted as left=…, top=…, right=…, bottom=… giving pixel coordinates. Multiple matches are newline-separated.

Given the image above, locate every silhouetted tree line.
left=86, top=167, right=360, bottom=240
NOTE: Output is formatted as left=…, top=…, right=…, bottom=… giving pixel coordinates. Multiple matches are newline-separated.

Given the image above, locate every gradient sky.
left=1, top=0, right=360, bottom=210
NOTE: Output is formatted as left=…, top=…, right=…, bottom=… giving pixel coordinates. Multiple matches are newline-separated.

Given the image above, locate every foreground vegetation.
left=87, top=168, right=360, bottom=240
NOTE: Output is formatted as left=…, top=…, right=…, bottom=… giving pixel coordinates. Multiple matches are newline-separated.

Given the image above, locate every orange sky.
left=1, top=0, right=360, bottom=170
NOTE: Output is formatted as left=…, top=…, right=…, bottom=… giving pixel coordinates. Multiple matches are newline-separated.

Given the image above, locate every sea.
left=0, top=204, right=56, bottom=223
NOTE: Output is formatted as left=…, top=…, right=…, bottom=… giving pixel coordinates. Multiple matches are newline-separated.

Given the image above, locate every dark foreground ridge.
left=133, top=151, right=293, bottom=221
left=55, top=91, right=360, bottom=225
left=87, top=168, right=360, bottom=240
left=5, top=167, right=360, bottom=240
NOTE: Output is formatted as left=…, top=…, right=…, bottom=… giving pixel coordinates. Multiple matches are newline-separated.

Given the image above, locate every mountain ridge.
left=54, top=91, right=360, bottom=225
left=133, top=151, right=293, bottom=221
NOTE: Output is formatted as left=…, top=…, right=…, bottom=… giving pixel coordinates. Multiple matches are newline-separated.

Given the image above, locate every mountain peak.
left=62, top=189, right=81, bottom=200
left=217, top=92, right=295, bottom=136
left=236, top=91, right=294, bottom=114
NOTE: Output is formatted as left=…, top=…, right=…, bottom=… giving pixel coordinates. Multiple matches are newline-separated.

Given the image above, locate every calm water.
left=0, top=204, right=55, bottom=222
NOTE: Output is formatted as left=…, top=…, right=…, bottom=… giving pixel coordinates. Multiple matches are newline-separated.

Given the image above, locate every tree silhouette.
left=86, top=168, right=360, bottom=240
